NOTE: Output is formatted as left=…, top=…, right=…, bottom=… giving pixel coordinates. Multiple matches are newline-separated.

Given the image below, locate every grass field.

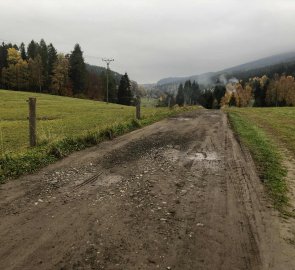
left=0, top=90, right=195, bottom=181
left=227, top=107, right=295, bottom=211
left=0, top=90, right=175, bottom=155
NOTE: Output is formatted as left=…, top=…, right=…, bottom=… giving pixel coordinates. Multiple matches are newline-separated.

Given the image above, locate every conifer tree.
left=69, top=44, right=86, bottom=95
left=27, top=40, right=39, bottom=59
left=39, top=39, right=48, bottom=90
left=176, top=83, right=185, bottom=106
left=117, top=73, right=132, bottom=105
left=47, top=43, right=58, bottom=87
left=183, top=80, right=192, bottom=104
left=20, top=42, right=27, bottom=60
left=191, top=81, right=200, bottom=104
left=213, top=85, right=226, bottom=108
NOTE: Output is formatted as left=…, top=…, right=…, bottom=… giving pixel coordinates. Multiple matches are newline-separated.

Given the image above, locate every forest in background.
left=0, top=40, right=144, bottom=104
left=170, top=74, right=295, bottom=109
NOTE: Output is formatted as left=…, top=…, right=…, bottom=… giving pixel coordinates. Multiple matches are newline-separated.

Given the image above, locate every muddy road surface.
left=0, top=110, right=294, bottom=270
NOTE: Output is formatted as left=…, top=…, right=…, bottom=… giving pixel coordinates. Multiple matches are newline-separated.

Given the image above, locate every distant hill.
left=157, top=72, right=215, bottom=86
left=86, top=64, right=122, bottom=82
left=221, top=51, right=295, bottom=74
left=155, top=51, right=295, bottom=88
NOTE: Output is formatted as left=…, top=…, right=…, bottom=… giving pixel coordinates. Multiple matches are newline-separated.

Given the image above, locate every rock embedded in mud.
left=180, top=190, right=187, bottom=195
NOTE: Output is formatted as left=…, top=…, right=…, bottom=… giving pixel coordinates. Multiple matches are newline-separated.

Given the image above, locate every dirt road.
left=0, top=110, right=294, bottom=270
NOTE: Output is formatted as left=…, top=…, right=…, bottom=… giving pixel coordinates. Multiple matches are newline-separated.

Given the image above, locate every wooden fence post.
left=28, top=97, right=37, bottom=147
left=136, top=96, right=141, bottom=120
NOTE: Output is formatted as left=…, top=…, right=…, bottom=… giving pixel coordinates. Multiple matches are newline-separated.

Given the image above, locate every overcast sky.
left=1, top=0, right=295, bottom=83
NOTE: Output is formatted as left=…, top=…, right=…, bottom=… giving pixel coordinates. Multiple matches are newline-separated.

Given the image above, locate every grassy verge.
left=227, top=111, right=288, bottom=211
left=0, top=106, right=196, bottom=182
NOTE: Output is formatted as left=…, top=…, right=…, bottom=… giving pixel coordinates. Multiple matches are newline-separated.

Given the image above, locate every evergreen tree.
left=199, top=89, right=214, bottom=109
left=47, top=43, right=58, bottom=87
left=117, top=73, right=132, bottom=105
left=183, top=80, right=192, bottom=104
left=0, top=43, right=13, bottom=88
left=27, top=40, right=39, bottom=59
left=39, top=39, right=48, bottom=90
left=191, top=81, right=200, bottom=104
left=20, top=42, right=27, bottom=60
left=213, top=85, right=226, bottom=108
left=69, top=44, right=86, bottom=95
left=0, top=43, right=9, bottom=69
left=176, top=83, right=185, bottom=106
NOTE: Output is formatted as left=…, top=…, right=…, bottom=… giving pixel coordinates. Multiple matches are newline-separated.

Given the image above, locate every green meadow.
left=0, top=90, right=196, bottom=181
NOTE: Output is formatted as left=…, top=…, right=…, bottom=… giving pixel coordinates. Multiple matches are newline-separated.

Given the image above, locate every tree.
left=85, top=70, right=104, bottom=100
left=20, top=42, right=27, bottom=60
left=15, top=59, right=29, bottom=90
left=69, top=44, right=86, bottom=95
left=235, top=83, right=252, bottom=107
left=7, top=48, right=21, bottom=65
left=183, top=80, right=192, bottom=104
left=229, top=94, right=237, bottom=107
left=47, top=43, right=58, bottom=88
left=191, top=81, right=200, bottom=104
left=176, top=83, right=184, bottom=106
left=39, top=39, right=49, bottom=90
left=213, top=85, right=226, bottom=108
left=51, top=54, right=71, bottom=96
left=117, top=73, right=132, bottom=105
left=0, top=43, right=9, bottom=70
left=2, top=65, right=17, bottom=89
left=220, top=91, right=232, bottom=107
left=27, top=40, right=39, bottom=59
left=29, top=55, right=43, bottom=92
left=2, top=48, right=29, bottom=90
left=199, top=89, right=214, bottom=109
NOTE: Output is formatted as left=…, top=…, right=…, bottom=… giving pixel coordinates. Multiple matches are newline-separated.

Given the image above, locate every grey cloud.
left=1, top=0, right=295, bottom=83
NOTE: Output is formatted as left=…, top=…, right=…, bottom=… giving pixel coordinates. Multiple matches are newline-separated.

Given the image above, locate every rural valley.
left=1, top=0, right=295, bottom=269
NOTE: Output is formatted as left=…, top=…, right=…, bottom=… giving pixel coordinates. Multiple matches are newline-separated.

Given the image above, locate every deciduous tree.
left=51, top=54, right=71, bottom=96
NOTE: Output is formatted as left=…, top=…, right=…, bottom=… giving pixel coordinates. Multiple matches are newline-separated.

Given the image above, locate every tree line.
left=0, top=39, right=140, bottom=105
left=172, top=80, right=225, bottom=109
left=221, top=74, right=295, bottom=107
left=173, top=73, right=295, bottom=109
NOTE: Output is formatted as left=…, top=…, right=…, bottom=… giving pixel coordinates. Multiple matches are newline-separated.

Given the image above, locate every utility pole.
left=27, top=97, right=37, bottom=147
left=102, top=58, right=114, bottom=103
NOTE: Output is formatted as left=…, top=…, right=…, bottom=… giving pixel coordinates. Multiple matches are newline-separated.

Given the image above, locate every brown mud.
left=0, top=110, right=294, bottom=270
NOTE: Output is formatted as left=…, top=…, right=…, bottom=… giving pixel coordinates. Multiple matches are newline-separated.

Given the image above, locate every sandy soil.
left=0, top=110, right=294, bottom=270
